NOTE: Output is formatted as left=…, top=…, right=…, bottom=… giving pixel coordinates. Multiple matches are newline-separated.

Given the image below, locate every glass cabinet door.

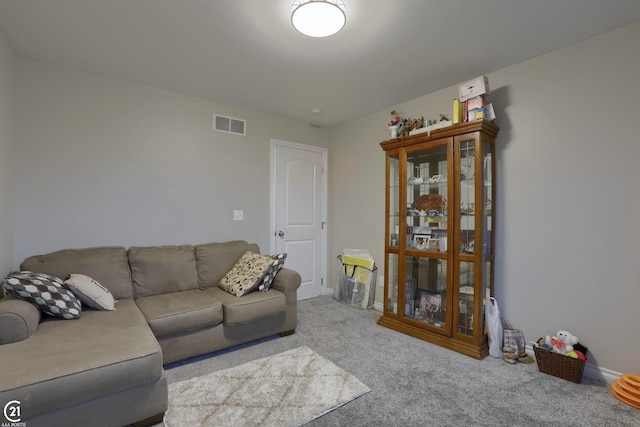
left=385, top=153, right=400, bottom=316
left=405, top=144, right=448, bottom=253
left=457, top=138, right=476, bottom=337
left=403, top=143, right=450, bottom=329
left=386, top=253, right=398, bottom=314
left=404, top=256, right=447, bottom=329
left=481, top=141, right=494, bottom=335
left=388, top=154, right=400, bottom=248
left=459, top=139, right=475, bottom=255
left=455, top=136, right=494, bottom=338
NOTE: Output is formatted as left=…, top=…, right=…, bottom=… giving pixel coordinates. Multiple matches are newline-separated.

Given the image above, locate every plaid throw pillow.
left=258, top=253, right=287, bottom=292
left=2, top=271, right=82, bottom=319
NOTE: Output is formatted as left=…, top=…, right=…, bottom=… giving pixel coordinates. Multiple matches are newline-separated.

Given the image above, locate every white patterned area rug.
left=164, top=346, right=371, bottom=427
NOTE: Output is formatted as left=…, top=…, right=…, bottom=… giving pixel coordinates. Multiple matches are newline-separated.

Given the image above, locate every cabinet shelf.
left=380, top=120, right=498, bottom=359
left=408, top=181, right=448, bottom=188
left=405, top=249, right=447, bottom=259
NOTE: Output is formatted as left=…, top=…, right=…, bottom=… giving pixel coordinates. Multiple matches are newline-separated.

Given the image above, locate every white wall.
left=8, top=20, right=640, bottom=376
left=13, top=58, right=330, bottom=264
left=329, top=21, right=640, bottom=375
left=0, top=25, right=15, bottom=274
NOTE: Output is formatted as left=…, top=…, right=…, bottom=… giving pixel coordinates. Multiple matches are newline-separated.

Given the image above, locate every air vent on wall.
left=214, top=114, right=246, bottom=136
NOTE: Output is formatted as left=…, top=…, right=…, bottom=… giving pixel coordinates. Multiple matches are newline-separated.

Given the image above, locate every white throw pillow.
left=64, top=273, right=116, bottom=311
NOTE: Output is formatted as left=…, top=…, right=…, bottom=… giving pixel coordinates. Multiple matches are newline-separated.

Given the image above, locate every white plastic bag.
left=485, top=297, right=503, bottom=358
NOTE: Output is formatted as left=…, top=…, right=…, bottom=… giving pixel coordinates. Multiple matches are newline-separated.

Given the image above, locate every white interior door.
left=271, top=140, right=327, bottom=299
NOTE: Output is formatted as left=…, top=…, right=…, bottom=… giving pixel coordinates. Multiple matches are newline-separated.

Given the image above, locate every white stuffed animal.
left=548, top=330, right=579, bottom=355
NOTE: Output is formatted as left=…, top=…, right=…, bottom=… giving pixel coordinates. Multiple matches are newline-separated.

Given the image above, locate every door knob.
left=278, top=231, right=285, bottom=237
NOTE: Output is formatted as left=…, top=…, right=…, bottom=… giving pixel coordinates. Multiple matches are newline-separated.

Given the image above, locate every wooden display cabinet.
left=378, top=120, right=499, bottom=359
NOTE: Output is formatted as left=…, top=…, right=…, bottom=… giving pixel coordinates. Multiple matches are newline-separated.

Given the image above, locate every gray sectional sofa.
left=0, top=240, right=301, bottom=427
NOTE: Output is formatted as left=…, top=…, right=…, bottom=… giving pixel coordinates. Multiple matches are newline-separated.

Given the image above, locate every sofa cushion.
left=0, top=299, right=162, bottom=421
left=20, top=246, right=134, bottom=300
left=259, top=253, right=287, bottom=292
left=129, top=245, right=199, bottom=298
left=195, top=241, right=260, bottom=289
left=218, top=251, right=274, bottom=297
left=2, top=271, right=82, bottom=319
left=64, top=273, right=116, bottom=311
left=206, top=287, right=286, bottom=326
left=135, top=290, right=223, bottom=338
left=0, top=295, right=41, bottom=344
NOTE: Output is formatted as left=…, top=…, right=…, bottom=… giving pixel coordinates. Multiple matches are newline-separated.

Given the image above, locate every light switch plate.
left=233, top=210, right=244, bottom=221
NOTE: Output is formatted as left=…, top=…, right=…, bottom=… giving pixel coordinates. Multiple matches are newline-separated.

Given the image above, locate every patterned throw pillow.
left=2, top=271, right=82, bottom=319
left=258, top=253, right=287, bottom=292
left=218, top=251, right=274, bottom=297
left=64, top=273, right=116, bottom=311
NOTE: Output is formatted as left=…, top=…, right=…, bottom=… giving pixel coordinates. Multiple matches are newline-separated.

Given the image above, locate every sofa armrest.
left=270, top=268, right=301, bottom=297
left=269, top=268, right=300, bottom=334
left=0, top=295, right=42, bottom=344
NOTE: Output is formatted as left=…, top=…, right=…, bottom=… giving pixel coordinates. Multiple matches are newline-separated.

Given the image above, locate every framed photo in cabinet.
left=418, top=291, right=443, bottom=321
left=413, top=234, right=430, bottom=250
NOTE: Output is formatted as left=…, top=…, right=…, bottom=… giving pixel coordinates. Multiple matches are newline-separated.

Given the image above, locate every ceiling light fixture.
left=291, top=0, right=346, bottom=38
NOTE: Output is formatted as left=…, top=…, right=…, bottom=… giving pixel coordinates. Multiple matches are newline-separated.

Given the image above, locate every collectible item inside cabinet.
left=379, top=120, right=498, bottom=359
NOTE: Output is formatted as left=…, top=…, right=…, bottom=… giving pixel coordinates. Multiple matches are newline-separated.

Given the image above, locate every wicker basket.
left=533, top=346, right=588, bottom=384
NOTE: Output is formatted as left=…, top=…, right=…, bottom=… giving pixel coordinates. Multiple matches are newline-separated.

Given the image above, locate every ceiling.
left=1, top=0, right=640, bottom=128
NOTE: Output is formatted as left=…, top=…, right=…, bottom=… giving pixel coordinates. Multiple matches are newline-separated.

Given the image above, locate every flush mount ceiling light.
left=291, top=0, right=346, bottom=38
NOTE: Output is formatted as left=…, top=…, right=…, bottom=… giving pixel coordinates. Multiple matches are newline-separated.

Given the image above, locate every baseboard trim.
left=525, top=344, right=620, bottom=384
left=373, top=301, right=384, bottom=312
left=583, top=363, right=620, bottom=384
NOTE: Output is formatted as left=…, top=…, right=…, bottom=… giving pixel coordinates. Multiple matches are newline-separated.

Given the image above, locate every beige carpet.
left=164, top=346, right=370, bottom=426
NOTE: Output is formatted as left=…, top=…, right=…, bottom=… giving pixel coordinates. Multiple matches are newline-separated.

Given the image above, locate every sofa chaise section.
left=0, top=299, right=166, bottom=427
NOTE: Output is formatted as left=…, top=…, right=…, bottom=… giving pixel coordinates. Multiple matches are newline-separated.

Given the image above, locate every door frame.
left=269, top=139, right=328, bottom=297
